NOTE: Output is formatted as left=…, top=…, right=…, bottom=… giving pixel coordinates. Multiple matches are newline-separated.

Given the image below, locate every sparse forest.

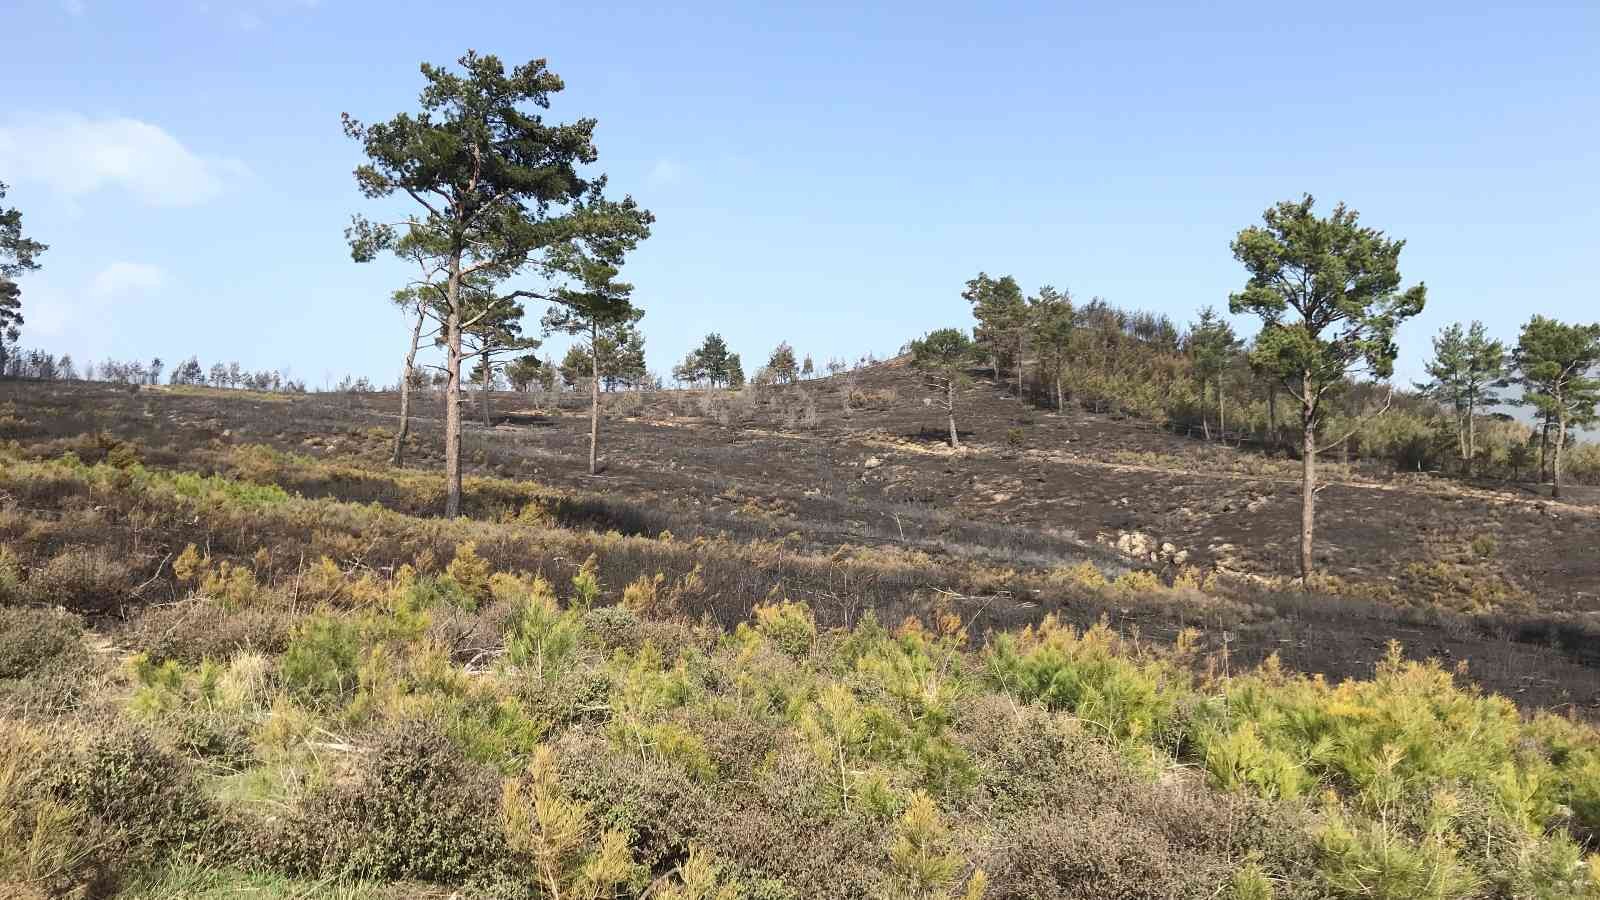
left=3, top=40, right=1600, bottom=900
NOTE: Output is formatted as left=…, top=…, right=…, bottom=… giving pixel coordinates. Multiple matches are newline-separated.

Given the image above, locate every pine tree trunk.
left=1014, top=336, right=1023, bottom=396
left=946, top=379, right=959, bottom=449
left=1299, top=378, right=1316, bottom=581
left=392, top=305, right=424, bottom=466
left=1219, top=385, right=1226, bottom=442
left=1553, top=409, right=1567, bottom=500
left=589, top=323, right=601, bottom=476
left=1539, top=415, right=1551, bottom=483
left=1466, top=395, right=1477, bottom=467
left=1055, top=376, right=1063, bottom=412
left=481, top=355, right=492, bottom=427
left=1465, top=393, right=1478, bottom=477
left=444, top=263, right=463, bottom=519
left=1267, top=383, right=1278, bottom=448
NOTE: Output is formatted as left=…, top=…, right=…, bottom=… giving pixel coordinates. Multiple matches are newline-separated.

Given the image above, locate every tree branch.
left=1315, top=386, right=1394, bottom=454
left=402, top=188, right=441, bottom=219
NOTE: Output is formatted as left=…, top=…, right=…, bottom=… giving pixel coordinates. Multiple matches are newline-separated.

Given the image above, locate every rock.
left=1160, top=542, right=1177, bottom=556
left=1115, top=531, right=1156, bottom=558
left=863, top=456, right=884, bottom=469
left=1172, top=550, right=1190, bottom=565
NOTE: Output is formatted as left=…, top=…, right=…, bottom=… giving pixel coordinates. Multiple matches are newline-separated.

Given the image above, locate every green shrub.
left=1228, top=861, right=1275, bottom=900
left=1316, top=810, right=1480, bottom=900
left=53, top=729, right=232, bottom=866
left=280, top=613, right=363, bottom=703
left=500, top=744, right=638, bottom=896
left=743, top=599, right=817, bottom=658
left=985, top=617, right=1181, bottom=746
left=0, top=546, right=25, bottom=604
left=271, top=721, right=504, bottom=882
left=1189, top=646, right=1547, bottom=827
left=443, top=541, right=492, bottom=610
left=504, top=577, right=585, bottom=681
left=884, top=792, right=985, bottom=900
left=571, top=555, right=602, bottom=608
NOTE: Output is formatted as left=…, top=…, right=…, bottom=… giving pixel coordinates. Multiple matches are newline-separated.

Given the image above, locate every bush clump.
left=270, top=720, right=505, bottom=882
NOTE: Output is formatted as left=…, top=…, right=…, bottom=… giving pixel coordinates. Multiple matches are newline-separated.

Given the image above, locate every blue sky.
left=4, top=0, right=1597, bottom=388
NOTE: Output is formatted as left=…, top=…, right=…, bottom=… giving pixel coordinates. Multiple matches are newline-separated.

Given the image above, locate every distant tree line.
left=0, top=346, right=327, bottom=393
left=934, top=261, right=1599, bottom=495
left=668, top=333, right=830, bottom=389
left=916, top=195, right=1600, bottom=580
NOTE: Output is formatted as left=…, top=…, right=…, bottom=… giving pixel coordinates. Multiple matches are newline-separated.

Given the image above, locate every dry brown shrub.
left=31, top=548, right=134, bottom=615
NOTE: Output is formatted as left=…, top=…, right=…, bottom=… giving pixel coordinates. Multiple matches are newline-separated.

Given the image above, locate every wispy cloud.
left=60, top=0, right=86, bottom=16
left=89, top=261, right=168, bottom=298
left=647, top=158, right=685, bottom=188
left=24, top=262, right=168, bottom=342
left=195, top=1, right=324, bottom=31
left=0, top=113, right=248, bottom=207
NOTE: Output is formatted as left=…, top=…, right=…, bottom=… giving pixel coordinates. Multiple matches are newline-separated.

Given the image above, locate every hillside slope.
left=1, top=371, right=1596, bottom=709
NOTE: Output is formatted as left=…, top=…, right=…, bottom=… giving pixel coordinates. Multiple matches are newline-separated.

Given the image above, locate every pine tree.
left=910, top=328, right=976, bottom=448
left=671, top=352, right=704, bottom=387
left=0, top=181, right=47, bottom=375
left=962, top=272, right=1026, bottom=389
left=505, top=354, right=549, bottom=392
left=1230, top=195, right=1426, bottom=579
left=1511, top=316, right=1600, bottom=500
left=766, top=341, right=798, bottom=385
left=1417, top=321, right=1506, bottom=467
left=1186, top=306, right=1241, bottom=441
left=543, top=209, right=651, bottom=475
left=1029, top=286, right=1075, bottom=411
left=689, top=333, right=731, bottom=387
left=345, top=51, right=641, bottom=515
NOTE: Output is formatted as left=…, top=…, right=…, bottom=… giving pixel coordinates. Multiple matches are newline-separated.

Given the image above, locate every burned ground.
left=2, top=363, right=1596, bottom=712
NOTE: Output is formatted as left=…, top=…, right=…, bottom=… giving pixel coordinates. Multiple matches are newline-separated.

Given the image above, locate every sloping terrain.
left=3, top=373, right=1600, bottom=898
left=1, top=369, right=1597, bottom=711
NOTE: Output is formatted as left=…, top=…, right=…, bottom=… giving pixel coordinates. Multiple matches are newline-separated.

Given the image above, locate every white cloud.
left=196, top=1, right=322, bottom=31
left=647, top=158, right=685, bottom=187
left=20, top=262, right=167, bottom=343
left=61, top=0, right=86, bottom=16
left=89, top=262, right=168, bottom=298
left=19, top=278, right=72, bottom=339
left=0, top=113, right=247, bottom=207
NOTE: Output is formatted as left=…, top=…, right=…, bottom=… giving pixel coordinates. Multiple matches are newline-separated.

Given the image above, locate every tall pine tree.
left=1230, top=196, right=1425, bottom=579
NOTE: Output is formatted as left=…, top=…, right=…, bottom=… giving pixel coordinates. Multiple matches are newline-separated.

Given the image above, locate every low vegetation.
left=2, top=438, right=1599, bottom=898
